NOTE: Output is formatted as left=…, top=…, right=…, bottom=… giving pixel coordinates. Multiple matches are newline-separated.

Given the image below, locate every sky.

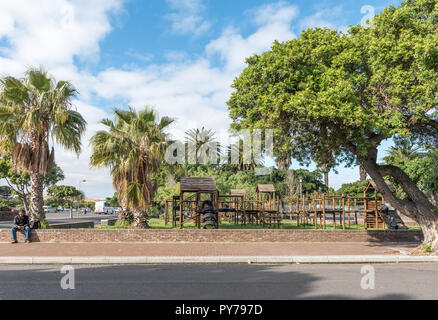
left=0, top=0, right=400, bottom=199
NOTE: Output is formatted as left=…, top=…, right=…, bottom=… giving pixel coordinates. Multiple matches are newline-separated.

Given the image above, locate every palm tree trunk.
left=29, top=172, right=45, bottom=222
left=118, top=205, right=133, bottom=223
left=132, top=210, right=148, bottom=229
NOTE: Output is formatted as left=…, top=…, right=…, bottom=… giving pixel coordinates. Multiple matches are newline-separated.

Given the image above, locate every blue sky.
left=0, top=0, right=400, bottom=198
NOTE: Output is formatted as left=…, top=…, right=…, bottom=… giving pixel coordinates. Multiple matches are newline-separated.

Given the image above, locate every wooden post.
left=179, top=192, right=183, bottom=229
left=354, top=198, right=358, bottom=225
left=364, top=196, right=368, bottom=230
left=342, top=195, right=345, bottom=230
left=319, top=199, right=322, bottom=226
left=296, top=197, right=300, bottom=226
left=374, top=190, right=379, bottom=229
left=347, top=197, right=351, bottom=228
left=164, top=200, right=169, bottom=226
left=332, top=197, right=336, bottom=230
left=323, top=194, right=326, bottom=230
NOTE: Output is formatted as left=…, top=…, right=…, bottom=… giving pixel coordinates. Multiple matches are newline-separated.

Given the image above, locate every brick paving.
left=0, top=242, right=419, bottom=257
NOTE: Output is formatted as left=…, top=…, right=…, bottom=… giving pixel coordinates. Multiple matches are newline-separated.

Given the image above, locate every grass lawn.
left=97, top=216, right=421, bottom=230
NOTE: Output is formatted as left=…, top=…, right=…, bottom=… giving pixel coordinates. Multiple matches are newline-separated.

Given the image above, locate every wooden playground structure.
left=162, top=178, right=407, bottom=230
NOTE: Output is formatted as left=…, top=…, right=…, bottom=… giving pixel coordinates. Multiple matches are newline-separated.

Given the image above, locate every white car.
left=95, top=201, right=115, bottom=215
left=43, top=206, right=55, bottom=213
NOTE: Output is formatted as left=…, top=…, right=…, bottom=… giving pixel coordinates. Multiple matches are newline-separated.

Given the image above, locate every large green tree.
left=228, top=1, right=438, bottom=250
left=47, top=185, right=83, bottom=218
left=384, top=141, right=438, bottom=205
left=0, top=68, right=86, bottom=222
left=0, top=155, right=64, bottom=211
left=90, top=107, right=174, bottom=228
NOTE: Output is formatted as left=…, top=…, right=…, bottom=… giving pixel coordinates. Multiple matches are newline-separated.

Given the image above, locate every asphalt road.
left=1, top=263, right=438, bottom=300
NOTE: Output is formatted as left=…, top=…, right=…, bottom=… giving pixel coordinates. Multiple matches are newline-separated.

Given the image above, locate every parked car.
left=43, top=206, right=55, bottom=213
left=95, top=201, right=115, bottom=215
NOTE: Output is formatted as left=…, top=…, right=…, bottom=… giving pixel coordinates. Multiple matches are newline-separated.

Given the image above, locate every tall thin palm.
left=0, top=68, right=86, bottom=221
left=226, top=142, right=264, bottom=171
left=185, top=127, right=221, bottom=165
left=386, top=141, right=422, bottom=163
left=90, top=107, right=173, bottom=228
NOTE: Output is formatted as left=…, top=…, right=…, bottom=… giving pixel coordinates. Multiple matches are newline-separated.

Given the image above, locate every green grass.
left=95, top=216, right=422, bottom=231
left=96, top=216, right=411, bottom=231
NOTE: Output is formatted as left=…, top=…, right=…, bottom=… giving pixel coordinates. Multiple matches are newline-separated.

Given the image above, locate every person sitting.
left=390, top=217, right=399, bottom=230
left=11, top=209, right=31, bottom=244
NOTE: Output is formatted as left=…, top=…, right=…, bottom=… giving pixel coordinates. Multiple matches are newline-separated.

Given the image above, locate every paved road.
left=0, top=212, right=118, bottom=229
left=1, top=263, right=437, bottom=300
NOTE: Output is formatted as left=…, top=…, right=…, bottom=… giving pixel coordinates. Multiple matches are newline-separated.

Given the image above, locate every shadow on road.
left=0, top=264, right=413, bottom=300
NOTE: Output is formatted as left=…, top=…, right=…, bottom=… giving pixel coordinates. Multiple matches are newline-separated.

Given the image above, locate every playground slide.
left=380, top=204, right=408, bottom=230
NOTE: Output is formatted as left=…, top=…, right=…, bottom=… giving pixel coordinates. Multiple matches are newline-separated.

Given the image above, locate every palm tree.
left=90, top=107, right=173, bottom=228
left=385, top=140, right=422, bottom=164
left=226, top=141, right=264, bottom=171
left=0, top=68, right=86, bottom=222
left=185, top=127, right=221, bottom=165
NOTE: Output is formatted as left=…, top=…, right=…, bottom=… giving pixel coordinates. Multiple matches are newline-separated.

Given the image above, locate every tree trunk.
left=324, top=171, right=329, bottom=189
left=29, top=172, right=44, bottom=222
left=430, top=192, right=437, bottom=207
left=132, top=210, right=148, bottom=229
left=118, top=205, right=133, bottom=223
left=19, top=195, right=29, bottom=213
left=417, top=214, right=438, bottom=252
left=359, top=165, right=367, bottom=181
left=360, top=156, right=438, bottom=252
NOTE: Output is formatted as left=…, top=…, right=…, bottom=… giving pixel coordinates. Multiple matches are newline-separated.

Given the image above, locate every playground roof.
left=180, top=177, right=216, bottom=193
left=257, top=184, right=275, bottom=193
left=230, top=189, right=246, bottom=196
left=365, top=180, right=397, bottom=194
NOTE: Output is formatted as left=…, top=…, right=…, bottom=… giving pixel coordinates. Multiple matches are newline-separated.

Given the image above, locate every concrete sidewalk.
left=0, top=242, right=419, bottom=257
left=0, top=241, right=434, bottom=264
left=1, top=255, right=438, bottom=265
left=0, top=242, right=438, bottom=265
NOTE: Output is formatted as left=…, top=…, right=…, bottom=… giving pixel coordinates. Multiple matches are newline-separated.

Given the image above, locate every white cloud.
left=0, top=0, right=122, bottom=71
left=206, top=3, right=298, bottom=73
left=0, top=0, right=124, bottom=198
left=251, top=2, right=299, bottom=26
left=299, top=6, right=349, bottom=32
left=94, top=2, right=299, bottom=145
left=1, top=1, right=361, bottom=196
left=165, top=0, right=211, bottom=36
left=53, top=101, right=114, bottom=198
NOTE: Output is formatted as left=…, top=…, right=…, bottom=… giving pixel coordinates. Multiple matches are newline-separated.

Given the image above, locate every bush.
left=115, top=219, right=132, bottom=228
left=421, top=243, right=432, bottom=254
left=39, top=220, right=51, bottom=229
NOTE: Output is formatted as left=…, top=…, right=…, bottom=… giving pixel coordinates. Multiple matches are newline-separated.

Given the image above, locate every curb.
left=0, top=255, right=437, bottom=265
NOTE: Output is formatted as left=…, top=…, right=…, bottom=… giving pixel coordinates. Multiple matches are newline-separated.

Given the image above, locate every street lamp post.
left=75, top=180, right=86, bottom=219
left=299, top=178, right=303, bottom=201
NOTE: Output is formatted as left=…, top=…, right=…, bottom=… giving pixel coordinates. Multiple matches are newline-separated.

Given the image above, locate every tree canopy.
left=228, top=0, right=438, bottom=249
